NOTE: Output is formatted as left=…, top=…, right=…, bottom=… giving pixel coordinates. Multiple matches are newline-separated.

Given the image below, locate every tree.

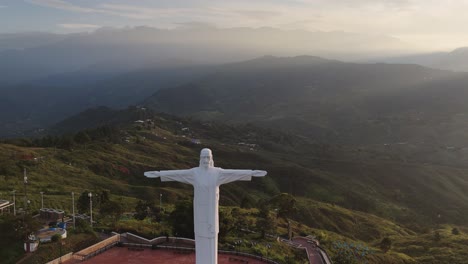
left=0, top=216, right=17, bottom=248
left=74, top=131, right=91, bottom=144
left=100, top=200, right=123, bottom=226
left=51, top=234, right=62, bottom=242
left=270, top=193, right=297, bottom=221
left=74, top=218, right=94, bottom=234
left=169, top=200, right=194, bottom=238
left=219, top=209, right=235, bottom=242
left=232, top=208, right=249, bottom=231
left=240, top=195, right=255, bottom=209
left=58, top=135, right=75, bottom=150
left=98, top=190, right=110, bottom=208
left=257, top=204, right=277, bottom=238
left=332, top=241, right=371, bottom=264
left=134, top=200, right=154, bottom=220
left=77, top=191, right=95, bottom=214
left=0, top=215, right=41, bottom=243
left=380, top=237, right=392, bottom=253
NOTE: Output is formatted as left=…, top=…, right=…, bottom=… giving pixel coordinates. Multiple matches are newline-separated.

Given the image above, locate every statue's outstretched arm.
left=144, top=169, right=194, bottom=184
left=218, top=169, right=267, bottom=185
left=144, top=171, right=162, bottom=178
left=252, top=170, right=267, bottom=177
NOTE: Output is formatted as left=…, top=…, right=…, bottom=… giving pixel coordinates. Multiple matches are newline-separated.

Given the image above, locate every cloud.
left=58, top=23, right=100, bottom=30
left=232, top=9, right=281, bottom=20
left=97, top=4, right=201, bottom=20
left=295, top=0, right=411, bottom=9
left=22, top=0, right=468, bottom=50
left=25, top=0, right=95, bottom=13
left=25, top=0, right=213, bottom=21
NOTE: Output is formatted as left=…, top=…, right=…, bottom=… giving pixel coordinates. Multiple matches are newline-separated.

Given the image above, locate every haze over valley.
left=3, top=1, right=468, bottom=263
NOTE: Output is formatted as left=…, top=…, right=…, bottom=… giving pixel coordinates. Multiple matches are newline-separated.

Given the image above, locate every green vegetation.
left=2, top=109, right=468, bottom=263
left=24, top=232, right=100, bottom=264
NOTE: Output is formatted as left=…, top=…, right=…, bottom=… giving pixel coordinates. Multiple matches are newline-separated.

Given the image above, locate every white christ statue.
left=144, top=148, right=267, bottom=264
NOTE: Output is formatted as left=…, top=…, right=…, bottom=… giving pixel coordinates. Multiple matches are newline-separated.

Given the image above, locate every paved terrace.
left=67, top=247, right=268, bottom=264
left=58, top=233, right=277, bottom=264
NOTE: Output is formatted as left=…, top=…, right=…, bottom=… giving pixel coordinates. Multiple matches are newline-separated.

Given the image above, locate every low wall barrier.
left=45, top=252, right=73, bottom=264
left=119, top=238, right=278, bottom=264
left=124, top=232, right=195, bottom=246
left=55, top=232, right=279, bottom=263
left=73, top=234, right=120, bottom=261
left=317, top=246, right=333, bottom=264
left=218, top=250, right=279, bottom=264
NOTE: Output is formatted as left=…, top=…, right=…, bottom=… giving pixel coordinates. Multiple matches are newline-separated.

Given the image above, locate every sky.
left=1, top=0, right=468, bottom=51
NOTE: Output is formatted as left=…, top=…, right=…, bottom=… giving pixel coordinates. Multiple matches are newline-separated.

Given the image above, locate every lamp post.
left=235, top=240, right=242, bottom=255
left=40, top=192, right=44, bottom=209
left=88, top=192, right=93, bottom=227
left=159, top=193, right=162, bottom=212
left=71, top=192, right=75, bottom=229
left=12, top=190, right=16, bottom=216
left=59, top=240, right=65, bottom=263
left=266, top=243, right=271, bottom=259
left=23, top=168, right=28, bottom=211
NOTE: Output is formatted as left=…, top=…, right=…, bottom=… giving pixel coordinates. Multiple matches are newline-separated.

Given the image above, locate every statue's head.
left=199, top=148, right=214, bottom=168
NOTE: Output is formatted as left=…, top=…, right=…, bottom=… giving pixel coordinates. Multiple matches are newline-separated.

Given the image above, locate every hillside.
left=0, top=64, right=211, bottom=138
left=3, top=107, right=468, bottom=263
left=0, top=27, right=411, bottom=86
left=0, top=27, right=416, bottom=138
left=145, top=56, right=468, bottom=152
left=381, top=47, right=468, bottom=72
left=35, top=107, right=468, bottom=225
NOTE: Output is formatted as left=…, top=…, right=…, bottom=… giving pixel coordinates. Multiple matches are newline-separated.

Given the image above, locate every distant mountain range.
left=378, top=47, right=468, bottom=72
left=2, top=27, right=468, bottom=88
left=4, top=26, right=468, bottom=138
left=0, top=63, right=212, bottom=137
left=145, top=55, right=468, bottom=149
left=0, top=26, right=414, bottom=86
left=0, top=32, right=67, bottom=52
left=6, top=53, right=468, bottom=150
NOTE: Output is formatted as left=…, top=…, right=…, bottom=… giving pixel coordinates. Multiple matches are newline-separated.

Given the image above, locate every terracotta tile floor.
left=71, top=247, right=267, bottom=264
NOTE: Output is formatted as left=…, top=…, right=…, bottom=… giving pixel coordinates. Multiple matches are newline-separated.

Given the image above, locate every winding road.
left=290, top=237, right=332, bottom=264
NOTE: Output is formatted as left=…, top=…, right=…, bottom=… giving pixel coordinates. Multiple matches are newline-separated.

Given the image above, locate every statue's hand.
left=144, top=171, right=161, bottom=178
left=252, top=170, right=267, bottom=177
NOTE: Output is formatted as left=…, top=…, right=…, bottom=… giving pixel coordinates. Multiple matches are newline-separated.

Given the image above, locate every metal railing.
left=121, top=240, right=279, bottom=264
left=77, top=233, right=280, bottom=264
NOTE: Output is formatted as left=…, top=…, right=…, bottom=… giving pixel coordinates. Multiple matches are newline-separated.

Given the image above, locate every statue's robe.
left=156, top=167, right=255, bottom=264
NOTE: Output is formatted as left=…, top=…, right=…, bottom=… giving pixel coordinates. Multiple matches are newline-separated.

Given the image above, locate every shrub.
left=51, top=234, right=62, bottom=242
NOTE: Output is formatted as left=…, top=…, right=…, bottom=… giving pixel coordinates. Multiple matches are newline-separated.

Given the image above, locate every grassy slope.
left=2, top=115, right=468, bottom=263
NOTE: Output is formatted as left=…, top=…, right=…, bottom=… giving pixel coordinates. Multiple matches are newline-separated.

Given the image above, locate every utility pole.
left=88, top=192, right=93, bottom=227
left=160, top=193, right=163, bottom=212
left=12, top=190, right=16, bottom=216
left=71, top=192, right=75, bottom=229
left=159, top=193, right=163, bottom=222
left=40, top=192, right=44, bottom=209
left=23, top=168, right=28, bottom=212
